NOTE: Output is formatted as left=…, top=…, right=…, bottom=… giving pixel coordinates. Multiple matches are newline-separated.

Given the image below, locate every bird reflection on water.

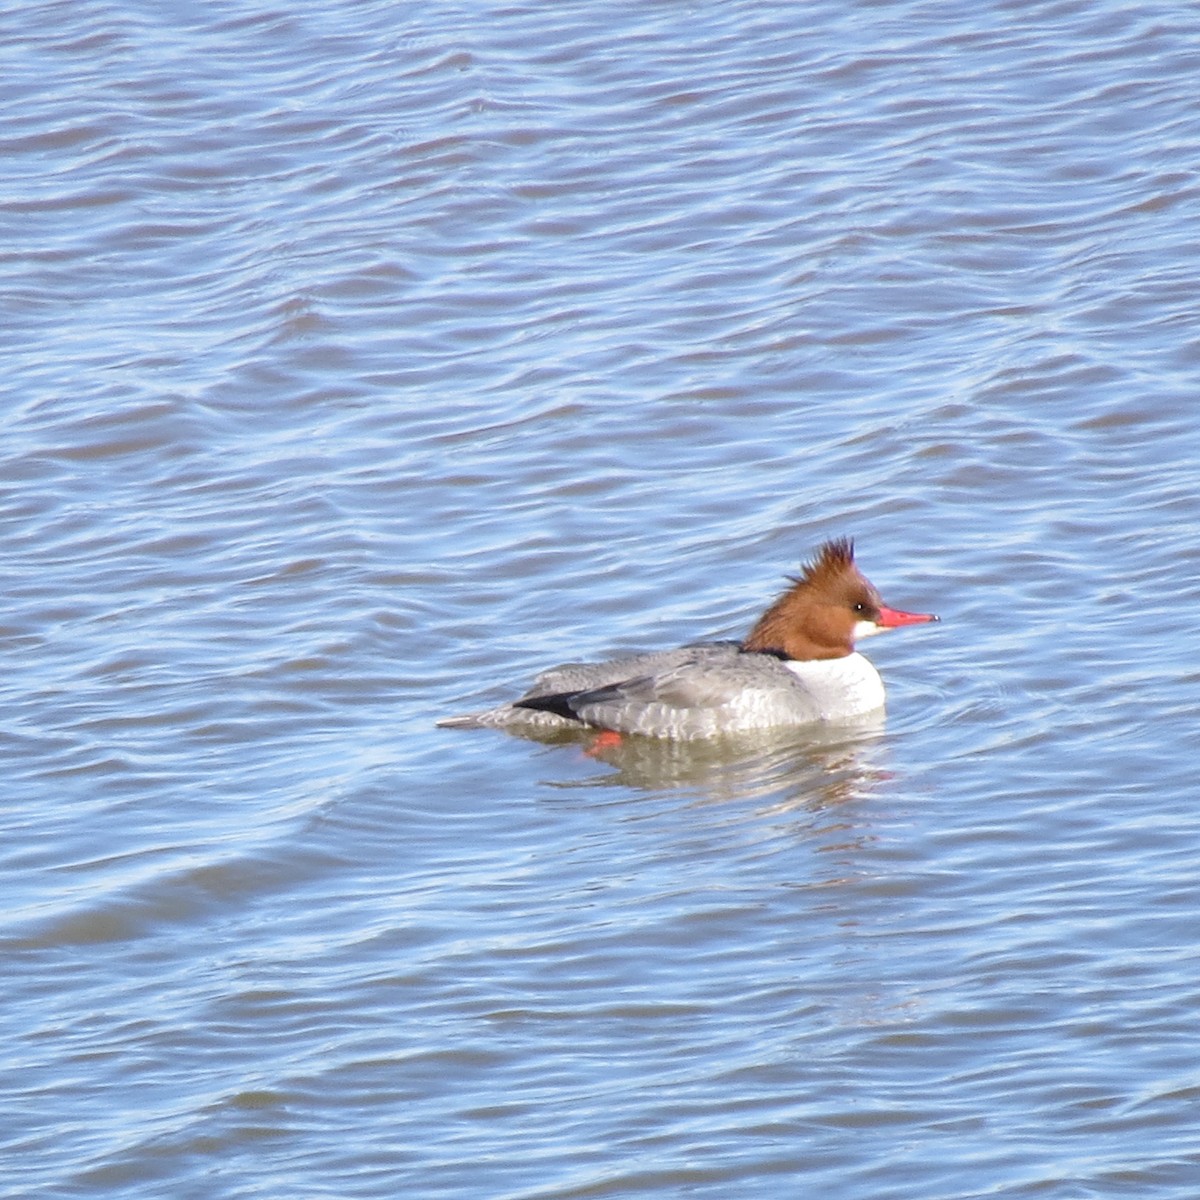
left=516, top=711, right=890, bottom=805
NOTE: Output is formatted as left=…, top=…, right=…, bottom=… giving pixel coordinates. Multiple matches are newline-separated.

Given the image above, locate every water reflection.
left=507, top=715, right=889, bottom=803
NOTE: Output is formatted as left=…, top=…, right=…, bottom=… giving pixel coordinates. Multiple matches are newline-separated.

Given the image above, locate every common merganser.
left=438, top=539, right=937, bottom=741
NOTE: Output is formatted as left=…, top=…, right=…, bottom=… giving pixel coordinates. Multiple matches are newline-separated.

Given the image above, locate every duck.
left=437, top=538, right=937, bottom=740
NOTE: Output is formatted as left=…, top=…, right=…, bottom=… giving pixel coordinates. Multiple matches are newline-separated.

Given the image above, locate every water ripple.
left=4, top=0, right=1200, bottom=1196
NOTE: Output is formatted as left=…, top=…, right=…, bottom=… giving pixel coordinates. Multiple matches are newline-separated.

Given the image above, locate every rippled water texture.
left=3, top=1, right=1200, bottom=1196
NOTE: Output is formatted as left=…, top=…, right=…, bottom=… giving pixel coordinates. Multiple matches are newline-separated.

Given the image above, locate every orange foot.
left=584, top=729, right=624, bottom=756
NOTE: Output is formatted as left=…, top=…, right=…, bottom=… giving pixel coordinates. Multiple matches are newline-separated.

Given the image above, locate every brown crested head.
left=743, top=538, right=885, bottom=661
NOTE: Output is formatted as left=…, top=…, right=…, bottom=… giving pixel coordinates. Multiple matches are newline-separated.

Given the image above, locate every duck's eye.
left=851, top=602, right=870, bottom=616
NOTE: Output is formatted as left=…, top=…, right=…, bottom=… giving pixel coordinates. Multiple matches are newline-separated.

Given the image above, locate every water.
left=3, top=1, right=1200, bottom=1196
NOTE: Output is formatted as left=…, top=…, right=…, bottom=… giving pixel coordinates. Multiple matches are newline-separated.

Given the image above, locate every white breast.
left=783, top=652, right=885, bottom=720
